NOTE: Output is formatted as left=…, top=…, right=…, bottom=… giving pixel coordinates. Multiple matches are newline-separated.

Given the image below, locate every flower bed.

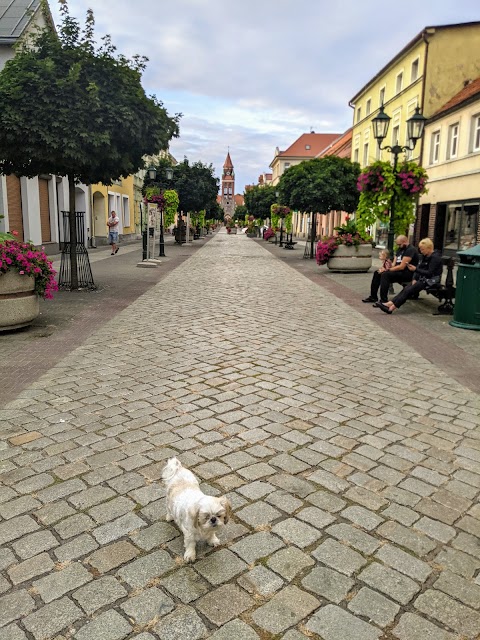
left=0, top=237, right=57, bottom=299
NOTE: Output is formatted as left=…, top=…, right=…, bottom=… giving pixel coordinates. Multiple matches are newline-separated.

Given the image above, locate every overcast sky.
left=51, top=1, right=479, bottom=193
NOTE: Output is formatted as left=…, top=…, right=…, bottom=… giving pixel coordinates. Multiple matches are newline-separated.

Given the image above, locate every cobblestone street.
left=1, top=229, right=479, bottom=640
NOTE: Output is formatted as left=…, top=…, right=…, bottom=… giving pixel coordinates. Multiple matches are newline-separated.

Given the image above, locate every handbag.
left=423, top=275, right=441, bottom=287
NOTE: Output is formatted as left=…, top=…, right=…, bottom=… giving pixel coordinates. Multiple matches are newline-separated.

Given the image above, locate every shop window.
left=444, top=202, right=479, bottom=252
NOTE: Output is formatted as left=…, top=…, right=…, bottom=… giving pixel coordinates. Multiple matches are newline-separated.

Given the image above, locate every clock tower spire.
left=221, top=151, right=235, bottom=219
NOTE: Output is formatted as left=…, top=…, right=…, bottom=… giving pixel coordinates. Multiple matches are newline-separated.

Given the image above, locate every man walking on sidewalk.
left=107, top=210, right=120, bottom=255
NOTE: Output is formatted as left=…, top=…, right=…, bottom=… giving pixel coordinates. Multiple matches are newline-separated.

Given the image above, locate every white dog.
left=162, top=457, right=231, bottom=562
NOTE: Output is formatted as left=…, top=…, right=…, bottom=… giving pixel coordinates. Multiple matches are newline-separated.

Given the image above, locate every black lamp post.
left=276, top=190, right=284, bottom=247
left=372, top=105, right=427, bottom=255
left=142, top=164, right=157, bottom=260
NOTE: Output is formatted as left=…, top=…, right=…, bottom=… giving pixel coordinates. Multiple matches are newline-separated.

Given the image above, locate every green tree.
left=234, top=204, right=248, bottom=220
left=0, top=1, right=180, bottom=288
left=278, top=156, right=360, bottom=214
left=244, top=184, right=277, bottom=220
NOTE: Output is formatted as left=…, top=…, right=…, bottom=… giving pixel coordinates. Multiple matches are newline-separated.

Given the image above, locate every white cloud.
left=51, top=0, right=480, bottom=191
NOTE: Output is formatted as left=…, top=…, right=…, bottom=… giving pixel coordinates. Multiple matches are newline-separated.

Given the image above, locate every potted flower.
left=0, top=231, right=58, bottom=331
left=316, top=216, right=373, bottom=273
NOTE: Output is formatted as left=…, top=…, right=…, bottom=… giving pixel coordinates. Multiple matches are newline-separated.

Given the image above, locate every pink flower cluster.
left=357, top=169, right=386, bottom=193
left=316, top=237, right=338, bottom=265
left=397, top=171, right=426, bottom=195
left=264, top=227, right=275, bottom=240
left=145, top=194, right=166, bottom=207
left=0, top=239, right=58, bottom=299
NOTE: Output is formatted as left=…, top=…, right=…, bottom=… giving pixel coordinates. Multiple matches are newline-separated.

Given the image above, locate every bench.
left=401, top=256, right=456, bottom=315
left=283, top=233, right=297, bottom=250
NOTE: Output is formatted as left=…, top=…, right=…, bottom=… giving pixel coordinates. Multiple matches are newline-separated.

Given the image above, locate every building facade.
left=418, top=78, right=480, bottom=255
left=349, top=21, right=480, bottom=247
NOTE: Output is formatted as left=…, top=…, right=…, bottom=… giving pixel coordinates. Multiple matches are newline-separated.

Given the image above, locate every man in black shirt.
left=377, top=238, right=443, bottom=314
left=362, top=235, right=419, bottom=304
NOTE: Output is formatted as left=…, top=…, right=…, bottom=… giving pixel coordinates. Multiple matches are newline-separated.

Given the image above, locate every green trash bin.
left=450, top=244, right=480, bottom=331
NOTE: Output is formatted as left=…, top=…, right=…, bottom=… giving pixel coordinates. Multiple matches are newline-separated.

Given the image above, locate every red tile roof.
left=317, top=128, right=353, bottom=159
left=278, top=133, right=342, bottom=158
left=432, top=77, right=480, bottom=118
left=234, top=194, right=244, bottom=206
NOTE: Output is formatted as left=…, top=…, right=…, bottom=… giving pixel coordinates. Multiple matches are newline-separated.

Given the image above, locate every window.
left=396, top=72, right=403, bottom=94
left=472, top=114, right=480, bottom=152
left=363, top=143, right=369, bottom=166
left=379, top=87, right=385, bottom=105
left=445, top=203, right=479, bottom=252
left=284, top=162, right=290, bottom=169
left=392, top=125, right=399, bottom=145
left=353, top=148, right=359, bottom=163
left=447, top=123, right=459, bottom=159
left=366, top=99, right=371, bottom=116
left=411, top=58, right=419, bottom=83
left=122, top=196, right=130, bottom=227
left=430, top=130, right=440, bottom=164
left=305, top=145, right=311, bottom=150
left=357, top=107, right=361, bottom=122
left=223, top=187, right=227, bottom=195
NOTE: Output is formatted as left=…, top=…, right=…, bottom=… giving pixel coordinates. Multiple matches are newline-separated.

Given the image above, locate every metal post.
left=387, top=151, right=399, bottom=257
left=310, top=211, right=317, bottom=259
left=140, top=203, right=147, bottom=261
left=279, top=218, right=284, bottom=247
left=158, top=204, right=165, bottom=257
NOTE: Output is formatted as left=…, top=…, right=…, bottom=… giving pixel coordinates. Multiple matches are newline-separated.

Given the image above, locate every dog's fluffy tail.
left=162, top=457, right=182, bottom=483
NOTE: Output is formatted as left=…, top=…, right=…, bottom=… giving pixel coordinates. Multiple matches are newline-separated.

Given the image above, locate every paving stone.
left=302, top=566, right=354, bottom=603
left=23, top=597, right=83, bottom=640
left=88, top=496, right=136, bottom=524
left=208, top=619, right=260, bottom=640
left=36, top=478, right=86, bottom=503
left=251, top=585, right=319, bottom=634
left=73, top=576, right=128, bottom=614
left=230, top=531, right=284, bottom=563
left=433, top=570, right=480, bottom=610
left=75, top=609, right=132, bottom=640
left=359, top=562, right=420, bottom=605
left=154, top=605, right=208, bottom=640
left=296, top=506, right=336, bottom=529
left=8, top=552, right=54, bottom=585
left=272, top=517, right=322, bottom=547
left=267, top=546, right=315, bottom=581
left=414, top=589, right=480, bottom=638
left=341, top=505, right=383, bottom=531
left=33, top=562, right=93, bottom=603
left=117, top=550, right=175, bottom=587
left=0, top=514, right=39, bottom=545
left=307, top=469, right=349, bottom=494
left=434, top=547, right=480, bottom=579
left=414, top=516, right=456, bottom=543
left=34, top=501, right=76, bottom=526
left=160, top=567, right=210, bottom=603
left=269, top=473, right=316, bottom=497
left=236, top=501, right=281, bottom=527
left=375, top=544, right=432, bottom=582
left=377, top=521, right=437, bottom=556
left=54, top=533, right=99, bottom=562
left=0, top=590, right=36, bottom=627
left=12, top=530, right=59, bottom=559
left=120, top=587, right=174, bottom=624
left=382, top=504, right=420, bottom=526
left=265, top=490, right=303, bottom=513
left=306, top=604, right=381, bottom=640
left=68, top=486, right=116, bottom=510
left=54, top=513, right=94, bottom=539
left=0, top=548, right=15, bottom=571
left=237, top=565, right=284, bottom=596
left=307, top=490, right=346, bottom=512
left=130, top=522, right=178, bottom=551
left=313, top=538, right=367, bottom=576
left=237, top=462, right=276, bottom=480
left=93, top=512, right=146, bottom=544
left=195, top=549, right=248, bottom=585
left=349, top=587, right=400, bottom=626
left=88, top=541, right=139, bottom=573
left=0, top=624, right=28, bottom=640
left=236, top=481, right=275, bottom=500
left=197, top=583, right=253, bottom=626
left=326, top=523, right=381, bottom=554
left=393, top=612, right=457, bottom=640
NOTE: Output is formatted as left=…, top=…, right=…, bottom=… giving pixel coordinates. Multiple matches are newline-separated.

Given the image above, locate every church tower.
left=221, top=151, right=235, bottom=219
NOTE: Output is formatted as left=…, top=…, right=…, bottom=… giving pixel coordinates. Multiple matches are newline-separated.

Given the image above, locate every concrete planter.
left=327, top=244, right=373, bottom=273
left=0, top=270, right=39, bottom=331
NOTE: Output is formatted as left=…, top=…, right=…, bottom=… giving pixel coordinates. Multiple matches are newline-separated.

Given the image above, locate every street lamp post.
left=372, top=105, right=427, bottom=255
left=276, top=190, right=284, bottom=247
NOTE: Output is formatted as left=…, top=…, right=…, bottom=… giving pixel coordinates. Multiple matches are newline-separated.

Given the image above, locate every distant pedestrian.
left=107, top=210, right=120, bottom=255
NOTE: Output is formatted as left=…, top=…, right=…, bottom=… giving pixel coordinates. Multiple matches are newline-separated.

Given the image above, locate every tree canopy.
left=0, top=2, right=180, bottom=184
left=278, top=156, right=361, bottom=214
left=243, top=184, right=277, bottom=220
left=145, top=158, right=219, bottom=215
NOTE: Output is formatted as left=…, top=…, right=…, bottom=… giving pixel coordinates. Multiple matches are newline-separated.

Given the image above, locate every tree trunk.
left=68, top=174, right=79, bottom=289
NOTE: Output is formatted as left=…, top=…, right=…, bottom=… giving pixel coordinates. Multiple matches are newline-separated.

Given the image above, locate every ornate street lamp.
left=372, top=105, right=427, bottom=255
left=276, top=190, right=285, bottom=247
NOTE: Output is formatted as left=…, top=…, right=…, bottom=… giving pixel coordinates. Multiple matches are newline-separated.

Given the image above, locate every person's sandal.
left=377, top=303, right=393, bottom=314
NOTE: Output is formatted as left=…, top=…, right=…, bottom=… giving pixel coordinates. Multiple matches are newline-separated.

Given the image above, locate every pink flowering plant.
left=356, top=160, right=428, bottom=236
left=0, top=234, right=58, bottom=299
left=316, top=216, right=372, bottom=265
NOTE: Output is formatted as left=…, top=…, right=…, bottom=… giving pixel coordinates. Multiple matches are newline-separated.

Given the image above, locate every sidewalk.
left=0, top=230, right=479, bottom=640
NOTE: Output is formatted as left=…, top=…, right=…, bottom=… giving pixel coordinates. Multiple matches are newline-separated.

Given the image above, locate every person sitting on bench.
left=376, top=238, right=443, bottom=314
left=362, top=235, right=419, bottom=304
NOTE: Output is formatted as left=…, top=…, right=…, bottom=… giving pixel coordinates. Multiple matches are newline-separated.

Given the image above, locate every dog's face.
left=194, top=496, right=231, bottom=533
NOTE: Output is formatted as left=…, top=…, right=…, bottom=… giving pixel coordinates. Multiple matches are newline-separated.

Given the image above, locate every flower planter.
left=327, top=244, right=373, bottom=273
left=0, top=270, right=39, bottom=331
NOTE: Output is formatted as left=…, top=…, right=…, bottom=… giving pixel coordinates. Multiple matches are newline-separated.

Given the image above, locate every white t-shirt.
left=109, top=215, right=119, bottom=232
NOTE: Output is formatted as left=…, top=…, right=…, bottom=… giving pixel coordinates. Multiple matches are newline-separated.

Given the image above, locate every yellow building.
left=91, top=176, right=135, bottom=246
left=349, top=21, right=480, bottom=247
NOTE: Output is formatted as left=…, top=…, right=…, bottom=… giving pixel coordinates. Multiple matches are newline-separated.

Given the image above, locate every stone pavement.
left=0, top=229, right=479, bottom=640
